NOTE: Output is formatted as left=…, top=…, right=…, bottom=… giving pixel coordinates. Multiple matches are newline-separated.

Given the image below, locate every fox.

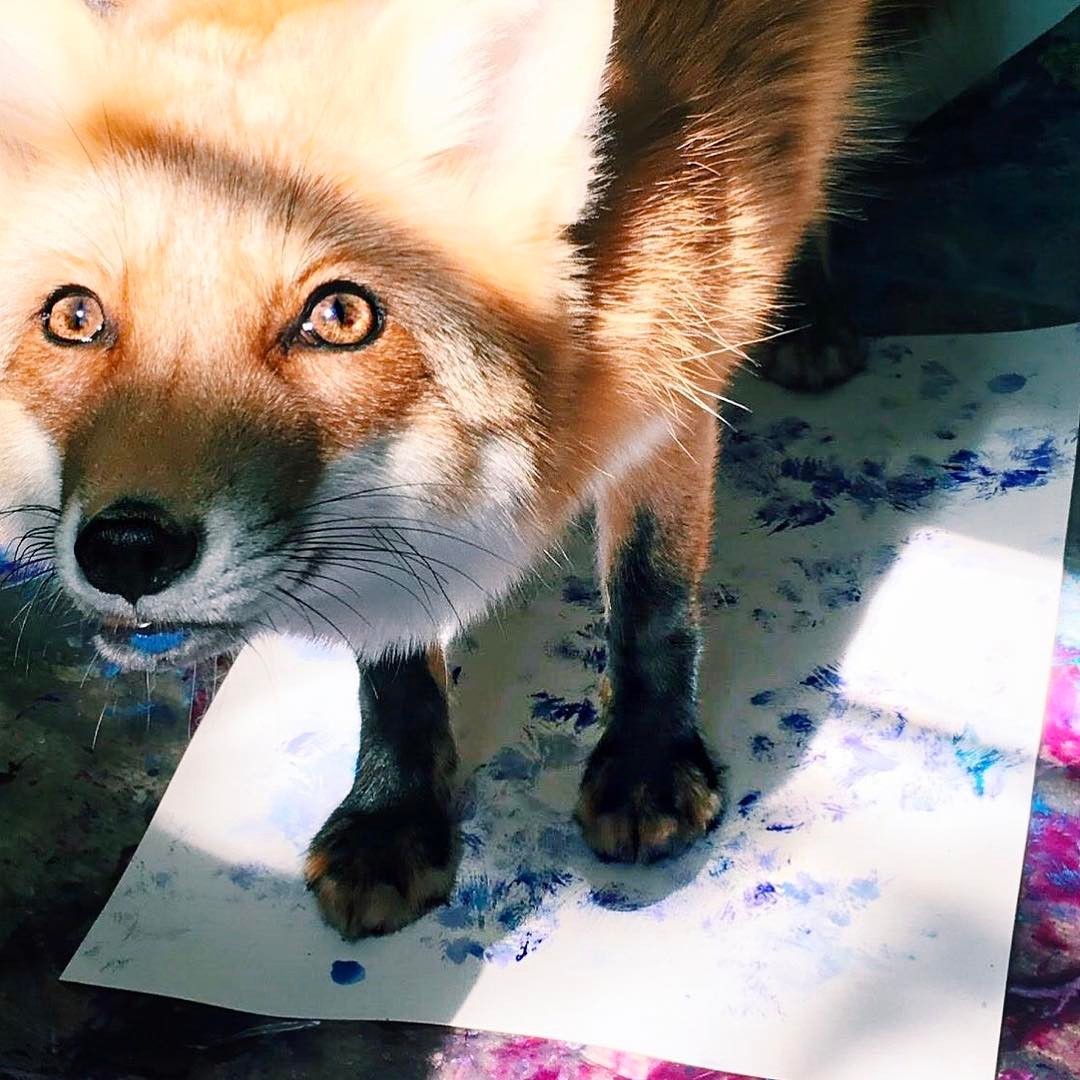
left=0, top=0, right=1013, bottom=937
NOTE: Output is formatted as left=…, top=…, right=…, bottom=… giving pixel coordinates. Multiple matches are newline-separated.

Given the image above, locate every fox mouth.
left=93, top=619, right=242, bottom=671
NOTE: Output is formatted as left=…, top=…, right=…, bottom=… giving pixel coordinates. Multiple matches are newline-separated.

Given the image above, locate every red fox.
left=0, top=0, right=1007, bottom=936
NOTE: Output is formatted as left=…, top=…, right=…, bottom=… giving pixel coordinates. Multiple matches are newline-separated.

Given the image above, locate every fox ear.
left=390, top=0, right=616, bottom=230
left=0, top=0, right=105, bottom=158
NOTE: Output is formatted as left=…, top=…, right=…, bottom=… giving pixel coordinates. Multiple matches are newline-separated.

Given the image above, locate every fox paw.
left=758, top=317, right=866, bottom=392
left=575, top=729, right=723, bottom=863
left=305, top=797, right=458, bottom=937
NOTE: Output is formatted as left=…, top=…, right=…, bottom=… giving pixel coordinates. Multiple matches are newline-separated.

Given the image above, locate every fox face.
left=0, top=0, right=615, bottom=669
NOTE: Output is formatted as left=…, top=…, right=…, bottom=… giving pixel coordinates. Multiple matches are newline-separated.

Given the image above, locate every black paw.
left=758, top=315, right=866, bottom=392
left=305, top=795, right=459, bottom=937
left=574, top=728, right=724, bottom=863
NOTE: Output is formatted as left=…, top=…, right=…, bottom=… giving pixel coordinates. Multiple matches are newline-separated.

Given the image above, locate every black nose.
left=74, top=501, right=201, bottom=605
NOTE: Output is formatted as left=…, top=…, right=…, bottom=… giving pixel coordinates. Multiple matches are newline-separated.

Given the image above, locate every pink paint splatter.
left=1040, top=647, right=1080, bottom=768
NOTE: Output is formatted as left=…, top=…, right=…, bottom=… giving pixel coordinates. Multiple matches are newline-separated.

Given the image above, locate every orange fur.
left=0, top=0, right=875, bottom=660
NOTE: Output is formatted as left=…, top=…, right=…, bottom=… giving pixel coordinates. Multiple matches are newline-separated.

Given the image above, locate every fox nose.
left=74, top=501, right=201, bottom=605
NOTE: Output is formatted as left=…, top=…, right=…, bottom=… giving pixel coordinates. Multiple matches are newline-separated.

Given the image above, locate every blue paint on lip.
left=128, top=629, right=190, bottom=655
left=330, top=960, right=366, bottom=985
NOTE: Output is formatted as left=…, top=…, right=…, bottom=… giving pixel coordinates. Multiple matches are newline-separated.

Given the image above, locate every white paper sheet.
left=64, top=327, right=1080, bottom=1080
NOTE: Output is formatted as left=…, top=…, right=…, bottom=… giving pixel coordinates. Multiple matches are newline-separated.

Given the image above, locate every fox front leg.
left=305, top=648, right=459, bottom=937
left=576, top=416, right=724, bottom=862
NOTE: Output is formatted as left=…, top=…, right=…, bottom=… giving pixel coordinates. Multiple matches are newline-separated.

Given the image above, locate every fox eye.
left=42, top=286, right=107, bottom=346
left=297, top=281, right=383, bottom=350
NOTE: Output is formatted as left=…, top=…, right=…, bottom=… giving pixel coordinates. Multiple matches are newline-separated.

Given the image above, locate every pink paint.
left=1022, top=810, right=1080, bottom=905
left=1040, top=647, right=1080, bottom=767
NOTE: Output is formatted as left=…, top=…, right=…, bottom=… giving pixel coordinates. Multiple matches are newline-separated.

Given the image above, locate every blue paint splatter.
left=765, top=822, right=803, bottom=833
left=776, top=580, right=802, bottom=603
left=588, top=886, right=648, bottom=912
left=749, top=882, right=777, bottom=906
left=488, top=747, right=538, bottom=781
left=757, top=497, right=835, bottom=533
left=330, top=960, right=366, bottom=985
left=919, top=361, right=958, bottom=401
left=561, top=576, right=601, bottom=607
left=710, top=584, right=740, bottom=608
left=529, top=692, right=598, bottom=731
left=779, top=712, right=815, bottom=735
left=1047, top=868, right=1080, bottom=892
left=849, top=877, right=881, bottom=901
left=988, top=373, right=1027, bottom=394
left=444, top=938, right=486, bottom=964
left=751, top=734, right=775, bottom=759
left=737, top=791, right=761, bottom=817
left=129, top=629, right=189, bottom=655
left=802, top=666, right=843, bottom=693
left=750, top=690, right=775, bottom=706
left=952, top=730, right=1006, bottom=796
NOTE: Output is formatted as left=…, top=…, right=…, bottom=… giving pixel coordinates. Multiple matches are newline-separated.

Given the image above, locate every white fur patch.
left=0, top=400, right=61, bottom=560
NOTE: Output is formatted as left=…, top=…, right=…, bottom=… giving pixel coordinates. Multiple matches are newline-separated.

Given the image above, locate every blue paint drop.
left=737, top=791, right=761, bottom=817
left=750, top=690, right=775, bottom=706
left=330, top=960, right=366, bottom=985
left=988, top=373, right=1026, bottom=394
left=129, top=629, right=190, bottom=655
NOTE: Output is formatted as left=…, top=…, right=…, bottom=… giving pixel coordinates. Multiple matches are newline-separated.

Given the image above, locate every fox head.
left=0, top=0, right=616, bottom=668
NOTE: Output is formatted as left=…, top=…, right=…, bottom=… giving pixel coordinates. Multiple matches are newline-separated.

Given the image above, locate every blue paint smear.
left=1047, top=868, right=1080, bottom=892
left=737, top=791, right=761, bottom=817
left=228, top=864, right=267, bottom=890
left=988, top=373, right=1027, bottom=394
left=751, top=734, right=775, bottom=759
left=722, top=423, right=1063, bottom=533
left=750, top=690, right=775, bottom=706
left=952, top=730, right=1006, bottom=796
left=765, top=822, right=803, bottom=833
left=802, top=666, right=843, bottom=693
left=488, top=747, right=538, bottom=781
left=849, top=877, right=881, bottom=901
left=588, top=886, right=649, bottom=912
left=561, top=576, right=601, bottom=607
left=444, top=937, right=486, bottom=964
left=919, top=360, right=959, bottom=401
left=529, top=691, right=598, bottom=731
left=781, top=877, right=827, bottom=904
left=749, top=882, right=777, bottom=906
left=330, top=960, right=366, bottom=985
left=129, top=629, right=189, bottom=655
left=776, top=580, right=802, bottom=603
left=779, top=712, right=815, bottom=735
